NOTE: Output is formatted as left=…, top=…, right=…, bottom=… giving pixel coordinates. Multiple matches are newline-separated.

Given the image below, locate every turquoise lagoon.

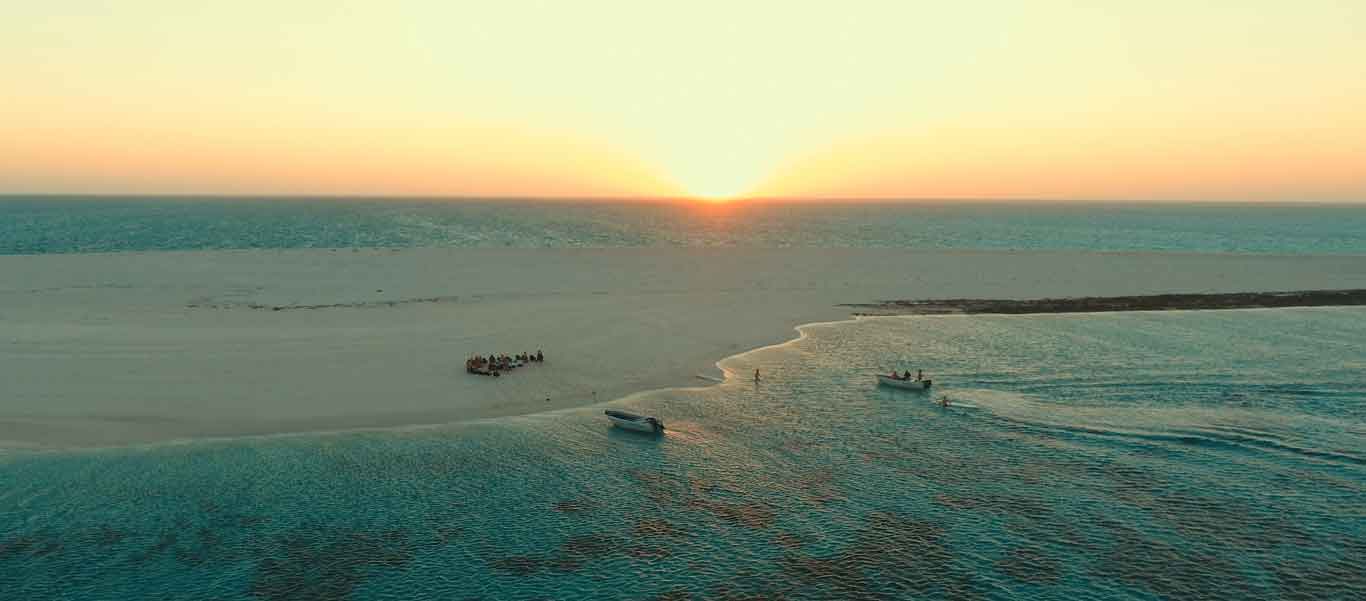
left=3, top=307, right=1363, bottom=599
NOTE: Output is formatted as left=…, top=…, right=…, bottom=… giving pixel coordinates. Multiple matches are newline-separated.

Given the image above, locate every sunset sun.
left=657, top=136, right=779, bottom=203
left=678, top=175, right=752, bottom=203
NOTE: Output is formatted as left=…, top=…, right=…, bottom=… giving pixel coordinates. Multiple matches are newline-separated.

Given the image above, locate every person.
left=903, top=370, right=912, bottom=380
left=917, top=369, right=924, bottom=381
left=754, top=368, right=761, bottom=383
left=940, top=396, right=950, bottom=408
left=536, top=349, right=544, bottom=362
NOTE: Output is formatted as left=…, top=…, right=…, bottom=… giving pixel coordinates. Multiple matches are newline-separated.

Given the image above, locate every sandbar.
left=3, top=247, right=1365, bottom=448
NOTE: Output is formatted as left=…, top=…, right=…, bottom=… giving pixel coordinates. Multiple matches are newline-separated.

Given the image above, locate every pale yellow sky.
left=2, top=1, right=1364, bottom=201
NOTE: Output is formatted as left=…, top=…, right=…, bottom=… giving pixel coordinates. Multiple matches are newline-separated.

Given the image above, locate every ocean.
left=2, top=198, right=1364, bottom=599
left=4, top=196, right=1366, bottom=255
left=2, top=308, right=1363, bottom=599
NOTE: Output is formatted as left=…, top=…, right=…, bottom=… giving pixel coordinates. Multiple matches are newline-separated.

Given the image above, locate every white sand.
left=3, top=247, right=1365, bottom=448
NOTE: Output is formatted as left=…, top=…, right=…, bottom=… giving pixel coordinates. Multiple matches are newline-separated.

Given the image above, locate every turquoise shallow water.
left=3, top=308, right=1363, bottom=599
left=4, top=196, right=1366, bottom=255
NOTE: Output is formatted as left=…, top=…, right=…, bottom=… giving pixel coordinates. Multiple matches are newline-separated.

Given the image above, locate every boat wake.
left=943, top=388, right=1365, bottom=468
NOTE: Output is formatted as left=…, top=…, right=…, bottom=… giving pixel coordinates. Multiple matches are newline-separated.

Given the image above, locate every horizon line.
left=2, top=192, right=1363, bottom=206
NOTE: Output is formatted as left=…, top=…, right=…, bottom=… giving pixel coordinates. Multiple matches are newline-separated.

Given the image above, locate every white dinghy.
left=876, top=375, right=933, bottom=391
left=605, top=410, right=665, bottom=433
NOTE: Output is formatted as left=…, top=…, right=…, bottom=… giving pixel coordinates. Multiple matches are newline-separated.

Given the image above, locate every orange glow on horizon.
left=2, top=2, right=1364, bottom=202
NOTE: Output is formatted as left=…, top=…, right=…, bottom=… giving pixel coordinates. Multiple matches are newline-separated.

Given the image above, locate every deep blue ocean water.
left=3, top=308, right=1363, bottom=600
left=4, top=196, right=1366, bottom=255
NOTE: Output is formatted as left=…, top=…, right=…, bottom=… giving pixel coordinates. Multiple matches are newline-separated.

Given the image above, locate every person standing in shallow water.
left=754, top=369, right=761, bottom=383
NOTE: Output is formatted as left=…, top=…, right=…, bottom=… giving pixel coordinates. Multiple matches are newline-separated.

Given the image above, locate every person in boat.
left=536, top=349, right=544, bottom=362
left=917, top=369, right=924, bottom=381
left=903, top=370, right=912, bottom=380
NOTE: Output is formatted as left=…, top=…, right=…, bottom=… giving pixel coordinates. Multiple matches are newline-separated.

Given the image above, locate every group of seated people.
left=467, top=350, right=544, bottom=376
left=888, top=369, right=925, bottom=381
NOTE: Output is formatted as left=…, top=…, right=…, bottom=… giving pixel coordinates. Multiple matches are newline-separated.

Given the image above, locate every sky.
left=2, top=1, right=1364, bottom=201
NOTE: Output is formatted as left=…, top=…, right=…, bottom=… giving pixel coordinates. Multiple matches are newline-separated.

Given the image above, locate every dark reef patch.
left=778, top=512, right=979, bottom=600
left=488, top=533, right=628, bottom=576
left=686, top=499, right=775, bottom=530
left=0, top=531, right=63, bottom=560
left=249, top=528, right=418, bottom=601
left=551, top=499, right=594, bottom=513
left=1269, top=537, right=1366, bottom=600
left=634, top=518, right=687, bottom=538
left=1092, top=522, right=1266, bottom=599
left=995, top=546, right=1062, bottom=584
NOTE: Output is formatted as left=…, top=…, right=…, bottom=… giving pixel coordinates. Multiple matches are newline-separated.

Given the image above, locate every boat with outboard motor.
left=604, top=410, right=665, bottom=433
left=877, top=375, right=932, bottom=391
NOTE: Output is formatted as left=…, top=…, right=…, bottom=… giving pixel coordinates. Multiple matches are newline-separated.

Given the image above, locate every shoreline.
left=845, top=289, right=1366, bottom=316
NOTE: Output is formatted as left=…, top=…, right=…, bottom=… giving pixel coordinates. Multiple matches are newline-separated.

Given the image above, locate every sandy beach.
left=3, top=247, right=1365, bottom=448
